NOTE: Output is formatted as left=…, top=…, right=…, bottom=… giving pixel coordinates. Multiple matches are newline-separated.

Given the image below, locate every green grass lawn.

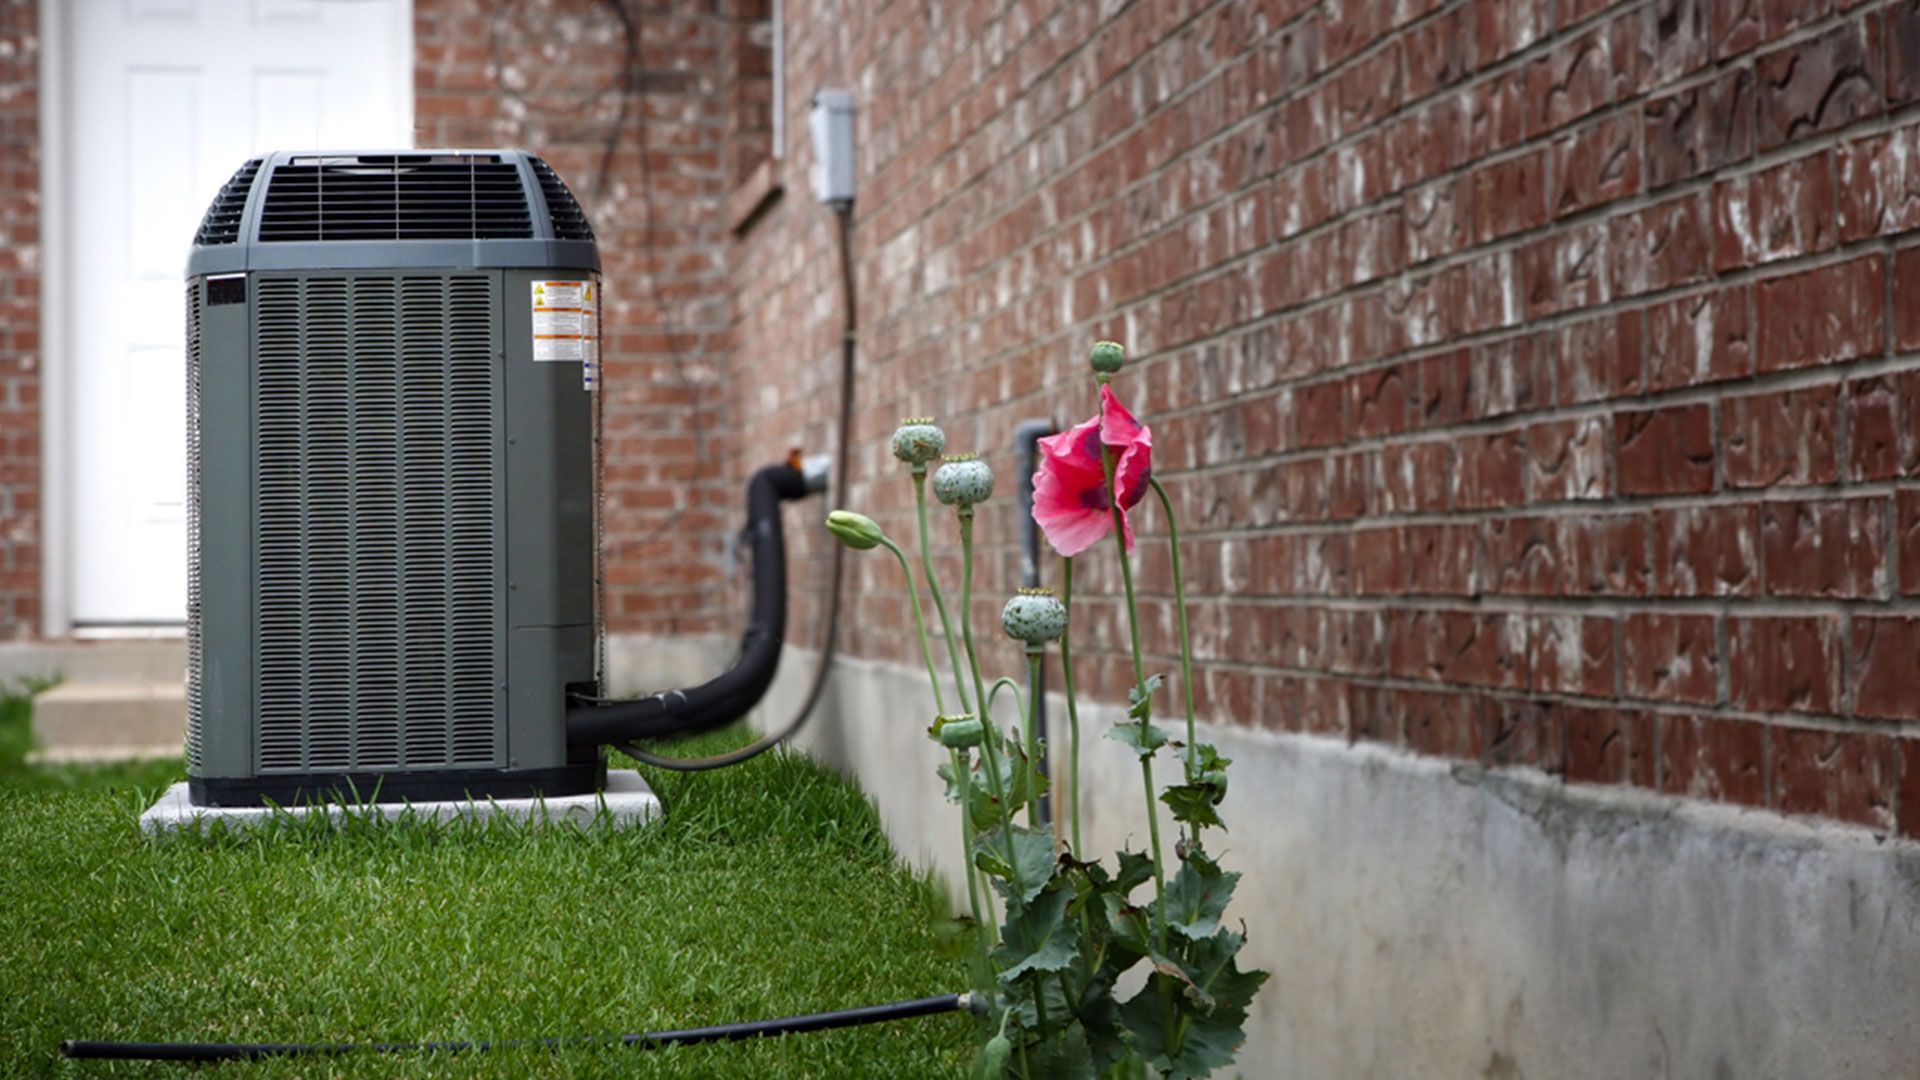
left=0, top=694, right=975, bottom=1077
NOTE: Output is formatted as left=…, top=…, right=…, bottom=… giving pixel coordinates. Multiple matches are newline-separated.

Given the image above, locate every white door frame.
left=36, top=0, right=415, bottom=638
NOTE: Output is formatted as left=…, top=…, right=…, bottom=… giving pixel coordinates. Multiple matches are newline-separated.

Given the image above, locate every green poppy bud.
left=982, top=1034, right=1012, bottom=1076
left=825, top=509, right=885, bottom=551
left=891, top=417, right=946, bottom=468
left=1001, top=588, right=1067, bottom=646
left=936, top=714, right=985, bottom=749
left=1089, top=340, right=1125, bottom=376
left=933, top=455, right=994, bottom=510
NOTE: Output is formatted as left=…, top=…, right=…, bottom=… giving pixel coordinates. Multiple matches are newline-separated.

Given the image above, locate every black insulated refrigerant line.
left=60, top=993, right=971, bottom=1064
left=564, top=460, right=811, bottom=748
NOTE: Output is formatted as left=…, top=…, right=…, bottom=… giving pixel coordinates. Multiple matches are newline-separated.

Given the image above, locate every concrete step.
left=32, top=680, right=186, bottom=757
left=0, top=639, right=186, bottom=686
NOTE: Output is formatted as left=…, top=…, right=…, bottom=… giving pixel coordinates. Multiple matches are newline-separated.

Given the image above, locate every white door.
left=64, top=0, right=413, bottom=625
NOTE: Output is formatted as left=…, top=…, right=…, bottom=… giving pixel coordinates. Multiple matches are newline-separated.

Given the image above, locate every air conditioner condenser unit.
left=183, top=150, right=608, bottom=807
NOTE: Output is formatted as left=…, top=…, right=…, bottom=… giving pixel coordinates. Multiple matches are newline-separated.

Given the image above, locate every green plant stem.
left=1023, top=651, right=1044, bottom=827
left=1149, top=477, right=1201, bottom=850
left=958, top=510, right=1049, bottom=1037
left=957, top=513, right=1024, bottom=900
left=987, top=676, right=1024, bottom=720
left=880, top=535, right=992, bottom=951
left=950, top=748, right=996, bottom=952
left=1058, top=557, right=1084, bottom=855
left=1059, top=553, right=1090, bottom=849
left=880, top=538, right=946, bottom=716
left=1101, top=447, right=1168, bottom=954
left=914, top=472, right=973, bottom=714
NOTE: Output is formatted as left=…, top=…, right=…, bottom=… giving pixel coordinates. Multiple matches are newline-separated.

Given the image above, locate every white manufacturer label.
left=531, top=280, right=597, bottom=366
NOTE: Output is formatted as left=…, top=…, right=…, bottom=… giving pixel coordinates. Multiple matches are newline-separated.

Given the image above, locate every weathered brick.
left=1758, top=497, right=1888, bottom=599
left=1836, top=124, right=1920, bottom=242
left=1728, top=615, right=1843, bottom=713
left=1397, top=688, right=1480, bottom=760
left=1660, top=714, right=1767, bottom=807
left=1852, top=615, right=1920, bottom=719
left=1754, top=22, right=1883, bottom=152
left=1713, top=152, right=1836, bottom=270
left=1551, top=114, right=1642, bottom=217
left=1643, top=65, right=1753, bottom=189
left=1563, top=514, right=1650, bottom=599
left=1483, top=516, right=1565, bottom=595
left=1528, top=613, right=1617, bottom=697
left=1565, top=706, right=1657, bottom=788
left=1645, top=286, right=1753, bottom=391
left=1478, top=698, right=1565, bottom=775
left=1710, top=0, right=1763, bottom=60
left=1526, top=417, right=1608, bottom=503
left=1889, top=1, right=1920, bottom=105
left=1471, top=151, right=1551, bottom=245
left=1900, top=491, right=1920, bottom=594
left=1555, top=310, right=1645, bottom=404
left=1722, top=385, right=1839, bottom=487
left=1621, top=612, right=1720, bottom=704
left=1755, top=255, right=1884, bottom=373
left=1609, top=191, right=1711, bottom=297
left=1770, top=727, right=1900, bottom=832
left=1403, top=523, right=1480, bottom=595
left=1615, top=404, right=1715, bottom=495
left=1453, top=429, right=1529, bottom=509
left=1651, top=504, right=1758, bottom=596
left=1845, top=377, right=1901, bottom=481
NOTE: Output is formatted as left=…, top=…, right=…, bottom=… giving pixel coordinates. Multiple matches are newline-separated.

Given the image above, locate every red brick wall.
left=417, top=0, right=740, bottom=636
left=0, top=0, right=39, bottom=640
left=723, top=0, right=1920, bottom=836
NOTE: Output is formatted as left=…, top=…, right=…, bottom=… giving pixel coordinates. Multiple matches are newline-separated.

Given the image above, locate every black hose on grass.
left=60, top=992, right=972, bottom=1064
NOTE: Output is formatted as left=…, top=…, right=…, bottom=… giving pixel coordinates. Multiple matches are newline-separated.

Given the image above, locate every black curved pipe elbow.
left=567, top=463, right=811, bottom=748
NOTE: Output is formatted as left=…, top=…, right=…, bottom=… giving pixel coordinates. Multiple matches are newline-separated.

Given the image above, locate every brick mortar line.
left=1213, top=658, right=1920, bottom=741
left=1050, top=648, right=1920, bottom=741
left=1139, top=349, right=1920, bottom=496
left=1165, top=592, right=1918, bottom=618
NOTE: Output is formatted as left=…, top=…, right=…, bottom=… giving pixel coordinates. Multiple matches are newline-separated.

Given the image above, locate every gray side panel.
left=193, top=279, right=259, bottom=779
left=250, top=272, right=506, bottom=774
left=502, top=268, right=595, bottom=770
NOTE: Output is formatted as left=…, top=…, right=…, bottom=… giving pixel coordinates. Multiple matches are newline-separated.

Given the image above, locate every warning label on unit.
left=531, top=280, right=597, bottom=364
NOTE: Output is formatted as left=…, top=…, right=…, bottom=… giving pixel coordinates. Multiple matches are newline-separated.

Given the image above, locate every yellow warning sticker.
left=532, top=279, right=596, bottom=365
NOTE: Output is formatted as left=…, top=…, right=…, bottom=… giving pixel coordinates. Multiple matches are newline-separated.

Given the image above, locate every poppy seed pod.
left=891, top=417, right=946, bottom=469
left=933, top=455, right=994, bottom=510
left=1001, top=588, right=1068, bottom=646
left=1089, top=340, right=1125, bottom=376
left=936, top=714, right=986, bottom=749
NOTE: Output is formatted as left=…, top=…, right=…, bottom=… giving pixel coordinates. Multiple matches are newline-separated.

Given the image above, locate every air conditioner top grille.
left=257, top=153, right=534, bottom=242
left=185, top=150, right=600, bottom=276
left=530, top=157, right=595, bottom=241
left=194, top=158, right=263, bottom=246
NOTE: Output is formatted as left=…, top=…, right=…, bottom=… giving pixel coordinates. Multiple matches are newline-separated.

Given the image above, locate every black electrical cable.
left=615, top=205, right=857, bottom=772
left=60, top=992, right=970, bottom=1064
left=490, top=0, right=711, bottom=557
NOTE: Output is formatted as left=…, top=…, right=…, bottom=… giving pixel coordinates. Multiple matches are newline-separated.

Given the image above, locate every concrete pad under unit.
left=139, top=769, right=661, bottom=836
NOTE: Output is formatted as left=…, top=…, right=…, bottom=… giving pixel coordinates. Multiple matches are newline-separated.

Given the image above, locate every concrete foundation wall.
left=762, top=650, right=1920, bottom=1078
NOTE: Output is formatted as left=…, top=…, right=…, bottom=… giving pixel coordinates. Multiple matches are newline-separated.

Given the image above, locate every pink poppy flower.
left=1032, top=384, right=1153, bottom=557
